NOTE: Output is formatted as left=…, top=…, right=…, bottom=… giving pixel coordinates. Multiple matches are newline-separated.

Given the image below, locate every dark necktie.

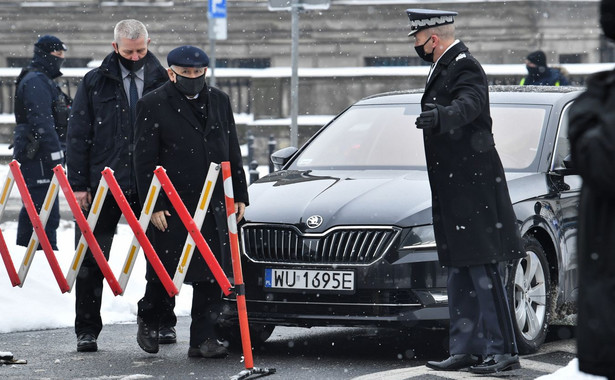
left=129, top=72, right=138, bottom=125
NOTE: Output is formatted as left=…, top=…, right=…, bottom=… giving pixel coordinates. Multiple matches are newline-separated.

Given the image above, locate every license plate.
left=264, top=268, right=354, bottom=292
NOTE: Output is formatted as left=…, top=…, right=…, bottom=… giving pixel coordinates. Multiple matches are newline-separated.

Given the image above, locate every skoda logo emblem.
left=306, top=215, right=323, bottom=229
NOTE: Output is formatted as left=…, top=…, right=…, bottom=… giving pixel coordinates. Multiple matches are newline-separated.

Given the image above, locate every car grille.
left=241, top=224, right=401, bottom=265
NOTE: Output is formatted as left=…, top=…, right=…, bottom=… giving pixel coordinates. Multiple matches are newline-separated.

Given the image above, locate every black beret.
left=406, top=9, right=457, bottom=36
left=601, top=0, right=615, bottom=40
left=167, top=45, right=210, bottom=68
left=35, top=35, right=67, bottom=53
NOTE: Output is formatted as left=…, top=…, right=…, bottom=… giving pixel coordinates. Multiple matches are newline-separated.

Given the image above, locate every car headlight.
left=399, top=225, right=436, bottom=250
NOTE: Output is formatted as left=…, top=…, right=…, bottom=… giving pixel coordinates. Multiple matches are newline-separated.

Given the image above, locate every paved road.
left=0, top=317, right=576, bottom=380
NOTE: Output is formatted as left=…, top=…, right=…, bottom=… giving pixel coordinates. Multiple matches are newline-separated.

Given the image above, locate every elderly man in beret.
left=133, top=45, right=248, bottom=358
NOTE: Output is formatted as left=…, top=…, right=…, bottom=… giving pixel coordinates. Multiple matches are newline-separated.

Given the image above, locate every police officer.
left=407, top=9, right=524, bottom=374
left=13, top=35, right=71, bottom=250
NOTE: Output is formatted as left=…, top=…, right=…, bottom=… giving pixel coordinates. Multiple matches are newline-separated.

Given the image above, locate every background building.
left=0, top=0, right=606, bottom=68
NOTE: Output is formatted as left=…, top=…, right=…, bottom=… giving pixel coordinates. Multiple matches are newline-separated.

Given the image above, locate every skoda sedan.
left=218, top=86, right=582, bottom=354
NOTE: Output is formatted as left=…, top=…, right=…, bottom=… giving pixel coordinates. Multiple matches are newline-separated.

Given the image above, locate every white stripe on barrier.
left=117, top=174, right=162, bottom=294
left=65, top=178, right=110, bottom=291
left=17, top=175, right=61, bottom=286
left=172, top=163, right=220, bottom=292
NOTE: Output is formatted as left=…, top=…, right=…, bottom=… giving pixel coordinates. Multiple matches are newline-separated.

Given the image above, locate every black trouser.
left=138, top=280, right=221, bottom=348
left=447, top=263, right=518, bottom=357
left=74, top=192, right=176, bottom=337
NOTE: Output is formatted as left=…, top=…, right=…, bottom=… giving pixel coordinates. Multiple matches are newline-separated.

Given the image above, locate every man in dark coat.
left=13, top=35, right=70, bottom=251
left=133, top=45, right=248, bottom=358
left=407, top=9, right=525, bottom=374
left=520, top=50, right=569, bottom=86
left=568, top=1, right=615, bottom=378
left=66, top=19, right=174, bottom=352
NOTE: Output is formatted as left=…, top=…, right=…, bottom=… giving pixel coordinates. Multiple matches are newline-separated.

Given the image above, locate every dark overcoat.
left=134, top=80, right=248, bottom=283
left=67, top=51, right=168, bottom=194
left=568, top=69, right=615, bottom=379
left=421, top=41, right=524, bottom=267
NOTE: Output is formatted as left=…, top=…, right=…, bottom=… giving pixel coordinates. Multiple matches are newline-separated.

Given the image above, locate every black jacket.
left=66, top=51, right=167, bottom=193
left=13, top=50, right=70, bottom=180
left=568, top=69, right=615, bottom=378
left=134, top=80, right=248, bottom=282
left=421, top=41, right=524, bottom=267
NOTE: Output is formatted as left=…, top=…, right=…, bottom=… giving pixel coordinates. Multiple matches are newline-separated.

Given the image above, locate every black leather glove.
left=415, top=103, right=439, bottom=130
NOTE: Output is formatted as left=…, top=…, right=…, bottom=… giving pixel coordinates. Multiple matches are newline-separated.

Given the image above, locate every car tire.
left=508, top=235, right=551, bottom=354
left=216, top=322, right=275, bottom=350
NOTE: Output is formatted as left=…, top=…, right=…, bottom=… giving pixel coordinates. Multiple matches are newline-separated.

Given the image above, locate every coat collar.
left=425, top=41, right=469, bottom=91
left=163, top=81, right=212, bottom=135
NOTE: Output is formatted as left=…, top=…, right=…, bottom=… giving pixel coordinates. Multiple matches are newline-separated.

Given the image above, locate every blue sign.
left=209, top=0, right=226, bottom=19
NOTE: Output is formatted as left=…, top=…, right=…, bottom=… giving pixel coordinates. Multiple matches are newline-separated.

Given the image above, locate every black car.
left=218, top=86, right=582, bottom=354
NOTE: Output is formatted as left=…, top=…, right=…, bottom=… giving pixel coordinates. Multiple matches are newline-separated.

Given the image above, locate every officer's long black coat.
left=134, top=80, right=248, bottom=283
left=420, top=41, right=524, bottom=267
left=568, top=69, right=615, bottom=378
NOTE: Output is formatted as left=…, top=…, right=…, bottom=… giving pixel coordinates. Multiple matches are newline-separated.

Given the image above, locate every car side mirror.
left=553, top=154, right=577, bottom=176
left=271, top=146, right=298, bottom=171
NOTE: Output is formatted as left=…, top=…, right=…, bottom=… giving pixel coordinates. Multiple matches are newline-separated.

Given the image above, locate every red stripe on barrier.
left=153, top=167, right=232, bottom=296
left=10, top=161, right=69, bottom=293
left=221, top=161, right=254, bottom=370
left=101, top=169, right=178, bottom=297
left=53, top=165, right=123, bottom=296
left=0, top=228, right=20, bottom=286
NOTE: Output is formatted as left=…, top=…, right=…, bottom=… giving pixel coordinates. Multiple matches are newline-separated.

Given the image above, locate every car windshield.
left=289, top=102, right=549, bottom=172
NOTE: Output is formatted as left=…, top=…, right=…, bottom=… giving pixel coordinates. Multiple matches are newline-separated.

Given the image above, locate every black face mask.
left=173, top=72, right=206, bottom=96
left=526, top=65, right=546, bottom=77
left=415, top=36, right=434, bottom=63
left=116, top=52, right=146, bottom=72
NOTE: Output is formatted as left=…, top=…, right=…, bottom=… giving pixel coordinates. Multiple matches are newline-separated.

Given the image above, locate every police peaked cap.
left=406, top=9, right=458, bottom=36
left=167, top=45, right=210, bottom=68
left=35, top=35, right=68, bottom=53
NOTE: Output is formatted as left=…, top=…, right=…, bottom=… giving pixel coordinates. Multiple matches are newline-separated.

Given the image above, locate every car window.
left=290, top=102, right=550, bottom=172
left=291, top=104, right=426, bottom=170
left=551, top=103, right=571, bottom=170
left=491, top=105, right=549, bottom=171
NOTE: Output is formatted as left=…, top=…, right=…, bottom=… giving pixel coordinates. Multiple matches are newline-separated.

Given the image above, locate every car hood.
left=245, top=169, right=434, bottom=232
left=245, top=169, right=538, bottom=233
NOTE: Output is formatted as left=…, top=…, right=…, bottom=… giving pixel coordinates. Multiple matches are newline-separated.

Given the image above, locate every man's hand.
left=151, top=210, right=171, bottom=232
left=74, top=191, right=92, bottom=211
left=235, top=202, right=246, bottom=222
left=415, top=103, right=439, bottom=130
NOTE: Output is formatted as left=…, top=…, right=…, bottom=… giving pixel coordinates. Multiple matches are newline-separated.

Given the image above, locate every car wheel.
left=508, top=235, right=551, bottom=354
left=216, top=322, right=275, bottom=349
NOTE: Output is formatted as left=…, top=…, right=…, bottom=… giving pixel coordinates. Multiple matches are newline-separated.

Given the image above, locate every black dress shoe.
left=187, top=339, right=228, bottom=359
left=77, top=333, right=98, bottom=352
left=158, top=326, right=177, bottom=344
left=426, top=354, right=482, bottom=371
left=469, top=354, right=521, bottom=374
left=137, top=318, right=159, bottom=354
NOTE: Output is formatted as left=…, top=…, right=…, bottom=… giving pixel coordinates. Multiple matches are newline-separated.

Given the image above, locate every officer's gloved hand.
left=415, top=103, right=439, bottom=130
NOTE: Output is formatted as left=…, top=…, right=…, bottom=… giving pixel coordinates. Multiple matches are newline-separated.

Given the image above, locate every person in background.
left=66, top=19, right=175, bottom=353
left=12, top=35, right=71, bottom=251
left=568, top=1, right=615, bottom=378
left=133, top=45, right=248, bottom=358
left=520, top=50, right=569, bottom=86
left=407, top=8, right=525, bottom=374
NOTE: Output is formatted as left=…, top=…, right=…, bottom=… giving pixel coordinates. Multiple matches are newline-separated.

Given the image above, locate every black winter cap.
left=526, top=50, right=546, bottom=67
left=601, top=0, right=615, bottom=40
left=34, top=35, right=67, bottom=53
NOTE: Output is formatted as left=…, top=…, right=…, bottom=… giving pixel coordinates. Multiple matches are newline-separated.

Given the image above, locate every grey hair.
left=114, top=19, right=148, bottom=43
left=429, top=24, right=455, bottom=41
